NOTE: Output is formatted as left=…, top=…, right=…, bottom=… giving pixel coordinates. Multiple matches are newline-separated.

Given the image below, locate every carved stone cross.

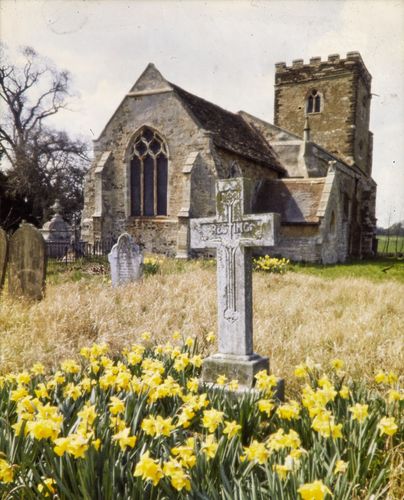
left=190, top=177, right=280, bottom=388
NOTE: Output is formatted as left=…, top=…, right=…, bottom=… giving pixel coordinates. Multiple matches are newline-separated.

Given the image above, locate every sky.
left=1, top=0, right=403, bottom=227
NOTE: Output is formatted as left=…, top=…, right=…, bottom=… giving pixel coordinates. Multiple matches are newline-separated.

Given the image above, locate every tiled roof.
left=254, top=179, right=326, bottom=224
left=170, top=83, right=285, bottom=174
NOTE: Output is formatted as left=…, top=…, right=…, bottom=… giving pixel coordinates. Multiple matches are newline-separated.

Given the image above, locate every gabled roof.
left=254, top=179, right=326, bottom=224
left=169, top=83, right=285, bottom=174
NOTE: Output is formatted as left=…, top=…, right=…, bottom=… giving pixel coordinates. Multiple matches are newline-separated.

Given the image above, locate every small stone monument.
left=108, top=233, right=143, bottom=286
left=190, top=177, right=280, bottom=389
left=0, top=227, right=8, bottom=289
left=40, top=200, right=72, bottom=258
left=8, top=222, right=46, bottom=300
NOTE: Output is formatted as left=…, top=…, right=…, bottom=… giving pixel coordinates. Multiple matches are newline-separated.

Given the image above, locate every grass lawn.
left=290, top=257, right=404, bottom=283
left=377, top=235, right=404, bottom=255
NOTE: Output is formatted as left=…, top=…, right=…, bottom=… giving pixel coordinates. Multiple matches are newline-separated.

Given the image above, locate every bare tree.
left=0, top=45, right=89, bottom=227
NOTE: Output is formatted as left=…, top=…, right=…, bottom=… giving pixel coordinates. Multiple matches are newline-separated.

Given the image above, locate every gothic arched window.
left=130, top=128, right=168, bottom=216
left=306, top=89, right=322, bottom=114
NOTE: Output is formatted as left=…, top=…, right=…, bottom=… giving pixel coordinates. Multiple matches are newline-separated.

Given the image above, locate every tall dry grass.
left=1, top=264, right=403, bottom=391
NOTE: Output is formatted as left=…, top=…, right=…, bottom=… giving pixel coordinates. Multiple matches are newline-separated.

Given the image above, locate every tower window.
left=306, top=89, right=322, bottom=114
left=130, top=128, right=168, bottom=216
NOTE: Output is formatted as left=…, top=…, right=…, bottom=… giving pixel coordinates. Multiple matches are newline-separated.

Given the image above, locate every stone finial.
left=303, top=116, right=310, bottom=142
left=328, top=54, right=340, bottom=63
left=328, top=160, right=337, bottom=172
left=52, top=199, right=62, bottom=214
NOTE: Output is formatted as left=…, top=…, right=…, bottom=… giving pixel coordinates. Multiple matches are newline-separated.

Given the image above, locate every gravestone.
left=8, top=222, right=46, bottom=300
left=108, top=233, right=143, bottom=286
left=0, top=227, right=8, bottom=289
left=190, top=177, right=280, bottom=388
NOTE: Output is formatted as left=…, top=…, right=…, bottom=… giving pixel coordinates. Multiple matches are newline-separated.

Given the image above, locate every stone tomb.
left=108, top=233, right=143, bottom=287
left=190, top=177, right=280, bottom=389
left=0, top=227, right=7, bottom=289
left=8, top=222, right=46, bottom=300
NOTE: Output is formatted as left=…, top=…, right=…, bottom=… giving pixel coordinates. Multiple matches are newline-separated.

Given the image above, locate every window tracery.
left=129, top=128, right=168, bottom=216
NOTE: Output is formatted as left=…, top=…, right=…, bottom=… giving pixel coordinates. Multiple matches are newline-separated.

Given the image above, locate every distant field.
left=291, top=257, right=404, bottom=283
left=377, top=235, right=404, bottom=254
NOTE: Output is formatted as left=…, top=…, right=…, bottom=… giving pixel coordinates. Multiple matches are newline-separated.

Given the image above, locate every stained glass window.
left=129, top=128, right=168, bottom=216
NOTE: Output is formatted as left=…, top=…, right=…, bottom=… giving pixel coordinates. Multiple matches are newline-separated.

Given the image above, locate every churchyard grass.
left=0, top=338, right=402, bottom=498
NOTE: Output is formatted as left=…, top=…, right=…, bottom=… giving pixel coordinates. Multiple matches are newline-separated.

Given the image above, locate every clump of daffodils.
left=253, top=255, right=290, bottom=273
left=0, top=333, right=401, bottom=498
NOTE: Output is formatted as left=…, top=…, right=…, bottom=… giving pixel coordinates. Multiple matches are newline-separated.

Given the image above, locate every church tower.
left=274, top=52, right=373, bottom=176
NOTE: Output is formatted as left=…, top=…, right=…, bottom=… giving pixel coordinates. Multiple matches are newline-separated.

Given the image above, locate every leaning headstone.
left=190, top=177, right=280, bottom=389
left=0, top=227, right=8, bottom=289
left=108, top=233, right=143, bottom=286
left=8, top=222, right=46, bottom=300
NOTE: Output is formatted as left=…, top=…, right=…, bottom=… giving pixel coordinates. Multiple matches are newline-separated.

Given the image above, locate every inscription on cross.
left=190, top=177, right=280, bottom=388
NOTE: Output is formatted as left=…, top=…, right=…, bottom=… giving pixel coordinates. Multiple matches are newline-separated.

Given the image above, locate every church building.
left=81, top=51, right=377, bottom=263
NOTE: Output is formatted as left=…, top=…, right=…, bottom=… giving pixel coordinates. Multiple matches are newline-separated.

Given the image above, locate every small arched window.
left=130, top=128, right=168, bottom=216
left=306, top=89, right=322, bottom=114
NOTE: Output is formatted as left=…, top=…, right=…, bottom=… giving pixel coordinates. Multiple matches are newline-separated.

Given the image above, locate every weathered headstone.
left=108, top=233, right=143, bottom=286
left=190, top=177, right=280, bottom=388
left=8, top=222, right=46, bottom=300
left=0, top=227, right=8, bottom=289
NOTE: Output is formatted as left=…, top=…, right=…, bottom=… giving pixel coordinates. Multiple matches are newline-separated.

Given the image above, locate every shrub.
left=0, top=337, right=402, bottom=499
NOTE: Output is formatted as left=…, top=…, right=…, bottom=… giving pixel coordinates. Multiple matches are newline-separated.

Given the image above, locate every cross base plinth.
left=202, top=353, right=269, bottom=389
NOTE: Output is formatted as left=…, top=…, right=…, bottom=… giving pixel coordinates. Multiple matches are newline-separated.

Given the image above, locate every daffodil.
left=202, top=409, right=224, bottom=432
left=241, top=440, right=269, bottom=464
left=330, top=359, right=344, bottom=370
left=201, top=434, right=218, bottom=459
left=38, top=478, right=56, bottom=497
left=134, top=451, right=163, bottom=486
left=171, top=438, right=196, bottom=468
left=141, top=331, right=152, bottom=341
left=206, top=332, right=216, bottom=343
left=294, top=364, right=307, bottom=378
left=109, top=396, right=125, bottom=415
left=31, top=363, right=46, bottom=375
left=258, top=399, right=275, bottom=416
left=0, top=458, right=14, bottom=483
left=223, top=420, right=241, bottom=438
left=349, top=403, right=368, bottom=423
left=334, top=460, right=348, bottom=474
left=273, top=463, right=289, bottom=479
left=377, top=416, right=398, bottom=436
left=298, top=480, right=332, bottom=499
left=277, top=400, right=300, bottom=420
left=112, top=427, right=137, bottom=450
left=163, top=459, right=191, bottom=491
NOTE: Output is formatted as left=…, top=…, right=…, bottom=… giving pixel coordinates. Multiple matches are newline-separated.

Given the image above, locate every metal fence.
left=45, top=238, right=116, bottom=262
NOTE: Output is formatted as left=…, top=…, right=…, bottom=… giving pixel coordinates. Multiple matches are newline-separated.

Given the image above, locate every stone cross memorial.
left=0, top=227, right=8, bottom=289
left=108, top=233, right=143, bottom=287
left=8, top=222, right=46, bottom=300
left=190, top=177, right=280, bottom=388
